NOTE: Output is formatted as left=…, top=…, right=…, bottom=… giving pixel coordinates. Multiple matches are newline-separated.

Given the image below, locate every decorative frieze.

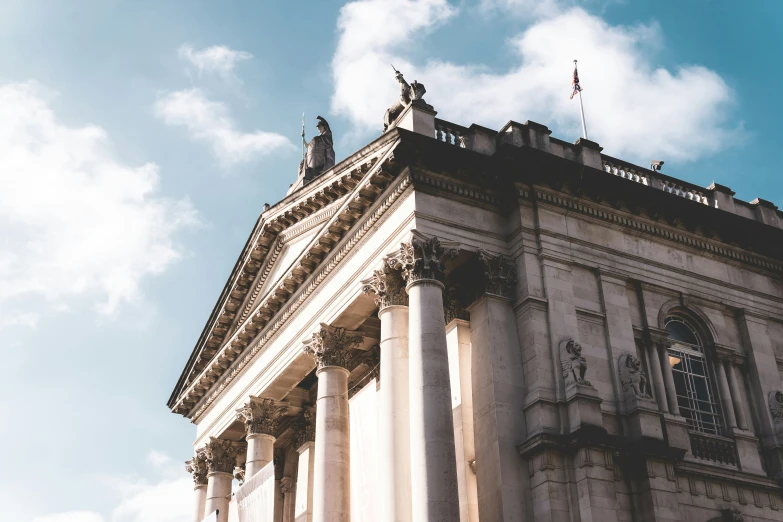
left=387, top=232, right=459, bottom=285
left=203, top=437, right=242, bottom=474
left=303, top=323, right=363, bottom=370
left=619, top=353, right=652, bottom=399
left=185, top=449, right=208, bottom=487
left=361, top=264, right=408, bottom=309
left=560, top=338, right=591, bottom=387
left=478, top=250, right=517, bottom=298
left=236, top=396, right=288, bottom=436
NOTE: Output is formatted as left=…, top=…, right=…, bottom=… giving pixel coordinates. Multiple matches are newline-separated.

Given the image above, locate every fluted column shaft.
left=658, top=343, right=681, bottom=415
left=379, top=304, right=412, bottom=522
left=726, top=362, right=749, bottom=430
left=408, top=279, right=460, bottom=522
left=313, top=365, right=351, bottom=522
left=647, top=342, right=669, bottom=414
left=716, top=360, right=738, bottom=429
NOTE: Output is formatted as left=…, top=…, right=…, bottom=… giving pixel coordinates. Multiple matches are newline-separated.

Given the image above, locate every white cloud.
left=33, top=512, right=106, bottom=522
left=34, top=452, right=191, bottom=522
left=178, top=44, right=252, bottom=82
left=155, top=88, right=294, bottom=167
left=0, top=82, right=198, bottom=323
left=331, top=0, right=736, bottom=163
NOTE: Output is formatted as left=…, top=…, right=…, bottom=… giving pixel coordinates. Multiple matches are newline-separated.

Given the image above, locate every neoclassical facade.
left=169, top=98, right=783, bottom=522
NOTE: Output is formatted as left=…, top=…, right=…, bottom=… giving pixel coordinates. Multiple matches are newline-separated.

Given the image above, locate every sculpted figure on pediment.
left=383, top=67, right=429, bottom=132
left=560, top=338, right=591, bottom=387
left=299, top=116, right=335, bottom=184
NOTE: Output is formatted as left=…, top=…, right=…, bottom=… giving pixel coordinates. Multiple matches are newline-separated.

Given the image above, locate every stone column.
left=303, top=324, right=363, bottom=522
left=655, top=338, right=681, bottom=416
left=444, top=290, right=479, bottom=522
left=292, top=409, right=316, bottom=522
left=645, top=337, right=669, bottom=414
left=275, top=449, right=285, bottom=522
left=203, top=437, right=241, bottom=522
left=236, top=396, right=288, bottom=479
left=726, top=361, right=749, bottom=431
left=281, top=477, right=295, bottom=522
left=714, top=356, right=738, bottom=429
left=186, top=449, right=209, bottom=522
left=362, top=264, right=412, bottom=522
left=389, top=232, right=460, bottom=522
left=466, top=251, right=527, bottom=522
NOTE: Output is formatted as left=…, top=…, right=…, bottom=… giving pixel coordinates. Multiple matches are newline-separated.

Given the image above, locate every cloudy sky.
left=1, top=1, right=780, bottom=520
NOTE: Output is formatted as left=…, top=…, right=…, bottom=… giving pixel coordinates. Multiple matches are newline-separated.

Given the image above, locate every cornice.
left=529, top=188, right=783, bottom=275
left=232, top=204, right=340, bottom=335
left=172, top=147, right=408, bottom=418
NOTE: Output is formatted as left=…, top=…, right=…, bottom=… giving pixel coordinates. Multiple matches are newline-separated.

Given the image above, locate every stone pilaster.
left=467, top=251, right=527, bottom=522
left=364, top=263, right=413, bottom=522
left=303, top=323, right=362, bottom=522
left=236, top=396, right=288, bottom=479
left=389, top=232, right=461, bottom=522
left=186, top=450, right=208, bottom=522
left=203, top=437, right=242, bottom=522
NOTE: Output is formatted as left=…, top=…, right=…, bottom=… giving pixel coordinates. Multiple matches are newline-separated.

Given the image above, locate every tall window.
left=665, top=315, right=723, bottom=434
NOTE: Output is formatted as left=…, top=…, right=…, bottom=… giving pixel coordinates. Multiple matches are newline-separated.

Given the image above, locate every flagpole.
left=574, top=60, right=588, bottom=140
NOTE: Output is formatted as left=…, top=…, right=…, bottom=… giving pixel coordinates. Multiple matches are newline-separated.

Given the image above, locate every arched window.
left=665, top=315, right=723, bottom=434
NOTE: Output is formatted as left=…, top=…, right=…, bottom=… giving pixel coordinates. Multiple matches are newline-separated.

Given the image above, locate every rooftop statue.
left=383, top=66, right=428, bottom=132
left=299, top=115, right=335, bottom=184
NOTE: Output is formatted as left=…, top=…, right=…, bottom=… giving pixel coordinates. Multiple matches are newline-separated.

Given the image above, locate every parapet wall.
left=431, top=117, right=782, bottom=229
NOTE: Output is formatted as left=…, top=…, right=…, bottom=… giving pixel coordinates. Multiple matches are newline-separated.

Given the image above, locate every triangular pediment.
left=168, top=131, right=402, bottom=415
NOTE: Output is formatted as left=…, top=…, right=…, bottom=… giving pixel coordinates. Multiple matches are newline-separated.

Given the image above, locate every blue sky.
left=1, top=1, right=780, bottom=521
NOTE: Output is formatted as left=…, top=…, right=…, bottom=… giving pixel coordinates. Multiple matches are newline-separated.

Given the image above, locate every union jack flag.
left=570, top=66, right=582, bottom=99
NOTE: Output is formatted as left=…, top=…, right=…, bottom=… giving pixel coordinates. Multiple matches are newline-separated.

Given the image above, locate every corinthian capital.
left=361, top=264, right=408, bottom=309
left=387, top=232, right=459, bottom=285
left=236, top=396, right=288, bottom=436
left=291, top=408, right=316, bottom=448
left=185, top=449, right=208, bottom=487
left=478, top=250, right=517, bottom=298
left=303, top=323, right=363, bottom=369
left=203, top=437, right=242, bottom=474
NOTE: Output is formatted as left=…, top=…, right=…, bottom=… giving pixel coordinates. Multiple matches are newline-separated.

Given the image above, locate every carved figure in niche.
left=560, top=338, right=591, bottom=387
left=383, top=68, right=428, bottom=132
left=618, top=353, right=652, bottom=399
left=769, top=390, right=783, bottom=424
left=299, top=116, right=335, bottom=183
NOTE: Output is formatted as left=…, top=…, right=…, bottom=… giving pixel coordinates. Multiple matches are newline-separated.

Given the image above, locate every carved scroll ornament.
left=185, top=449, right=208, bottom=487
left=236, top=396, right=288, bottom=436
left=361, top=264, right=408, bottom=309
left=387, top=233, right=459, bottom=285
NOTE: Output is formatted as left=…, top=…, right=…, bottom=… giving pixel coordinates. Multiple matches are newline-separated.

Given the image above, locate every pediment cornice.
left=170, top=142, right=404, bottom=417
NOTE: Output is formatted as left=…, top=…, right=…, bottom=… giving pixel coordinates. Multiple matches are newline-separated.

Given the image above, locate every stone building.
left=169, top=85, right=783, bottom=522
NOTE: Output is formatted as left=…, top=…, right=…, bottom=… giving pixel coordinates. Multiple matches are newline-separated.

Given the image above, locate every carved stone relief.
left=619, top=353, right=652, bottom=399
left=478, top=250, right=517, bottom=298
left=769, top=390, right=783, bottom=424
left=560, top=338, right=591, bottom=387
left=203, top=437, right=242, bottom=475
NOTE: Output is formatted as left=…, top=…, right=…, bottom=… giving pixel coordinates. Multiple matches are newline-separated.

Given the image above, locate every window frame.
left=664, top=315, right=724, bottom=435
